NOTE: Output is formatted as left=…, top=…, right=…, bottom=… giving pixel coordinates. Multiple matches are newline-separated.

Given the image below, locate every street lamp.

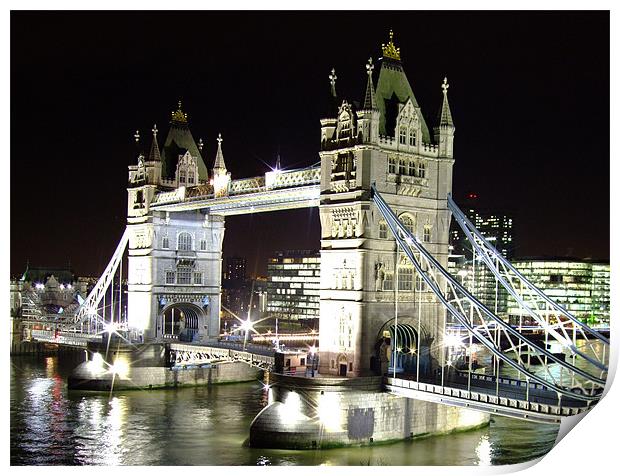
left=309, top=345, right=317, bottom=377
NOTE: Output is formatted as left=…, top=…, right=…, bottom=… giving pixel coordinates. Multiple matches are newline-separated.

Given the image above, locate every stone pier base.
left=250, top=374, right=489, bottom=449
left=67, top=342, right=261, bottom=391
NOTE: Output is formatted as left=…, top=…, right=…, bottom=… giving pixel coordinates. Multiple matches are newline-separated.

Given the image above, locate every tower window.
left=193, top=272, right=202, bottom=285
left=179, top=170, right=186, bottom=184
left=177, top=268, right=192, bottom=285
left=400, top=215, right=415, bottom=235
left=383, top=273, right=394, bottom=291
left=398, top=159, right=407, bottom=175
left=409, top=130, right=416, bottom=146
left=423, top=226, right=431, bottom=243
left=408, top=161, right=416, bottom=176
left=399, top=127, right=407, bottom=144
left=178, top=232, right=192, bottom=251
left=379, top=221, right=388, bottom=239
left=416, top=274, right=426, bottom=292
left=388, top=157, right=397, bottom=174
left=398, top=267, right=413, bottom=291
left=165, top=271, right=175, bottom=284
left=417, top=162, right=426, bottom=178
left=162, top=237, right=169, bottom=249
left=188, top=171, right=195, bottom=184
left=200, top=239, right=207, bottom=251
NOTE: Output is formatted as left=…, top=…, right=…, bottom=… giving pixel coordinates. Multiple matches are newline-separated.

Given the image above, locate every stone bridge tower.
left=318, top=31, right=455, bottom=377
left=126, top=104, right=225, bottom=342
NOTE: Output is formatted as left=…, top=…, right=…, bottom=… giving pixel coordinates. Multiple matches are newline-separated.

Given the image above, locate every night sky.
left=10, top=11, right=609, bottom=278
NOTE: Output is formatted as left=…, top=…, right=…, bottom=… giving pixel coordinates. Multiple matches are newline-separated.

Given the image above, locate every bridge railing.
left=385, top=377, right=588, bottom=421
left=169, top=342, right=275, bottom=369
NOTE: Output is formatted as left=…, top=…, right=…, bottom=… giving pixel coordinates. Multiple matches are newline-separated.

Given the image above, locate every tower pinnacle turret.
left=148, top=124, right=161, bottom=162
left=434, top=76, right=455, bottom=158
left=212, top=133, right=230, bottom=197
left=363, top=57, right=378, bottom=110
left=439, top=77, right=454, bottom=127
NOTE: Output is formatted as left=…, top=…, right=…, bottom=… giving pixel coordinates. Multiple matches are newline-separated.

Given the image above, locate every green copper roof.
left=375, top=58, right=431, bottom=143
left=160, top=122, right=209, bottom=182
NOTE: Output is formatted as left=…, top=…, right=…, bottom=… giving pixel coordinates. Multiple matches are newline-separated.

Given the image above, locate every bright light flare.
left=281, top=391, right=303, bottom=423
left=309, top=345, right=317, bottom=355
left=104, top=321, right=119, bottom=334
left=444, top=333, right=463, bottom=348
left=87, top=352, right=106, bottom=374
left=110, top=358, right=130, bottom=379
left=318, top=392, right=342, bottom=431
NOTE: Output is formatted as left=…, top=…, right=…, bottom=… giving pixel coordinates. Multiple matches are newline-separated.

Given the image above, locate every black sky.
left=10, top=11, right=610, bottom=278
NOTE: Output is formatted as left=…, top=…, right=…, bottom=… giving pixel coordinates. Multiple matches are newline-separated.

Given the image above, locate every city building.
left=448, top=193, right=515, bottom=317
left=266, top=250, right=320, bottom=331
left=449, top=193, right=514, bottom=259
left=221, top=255, right=250, bottom=323
left=223, top=256, right=247, bottom=281
left=507, top=258, right=610, bottom=327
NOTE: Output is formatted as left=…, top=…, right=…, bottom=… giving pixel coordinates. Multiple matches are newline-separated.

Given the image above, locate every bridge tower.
left=318, top=31, right=455, bottom=377
left=126, top=104, right=224, bottom=342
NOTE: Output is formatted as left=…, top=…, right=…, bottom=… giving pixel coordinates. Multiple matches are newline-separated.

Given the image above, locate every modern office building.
left=223, top=256, right=247, bottom=282
left=266, top=250, right=320, bottom=330
left=448, top=194, right=515, bottom=317
left=507, top=259, right=610, bottom=326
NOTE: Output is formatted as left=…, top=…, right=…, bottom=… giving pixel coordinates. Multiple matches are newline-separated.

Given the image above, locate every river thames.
left=10, top=353, right=560, bottom=466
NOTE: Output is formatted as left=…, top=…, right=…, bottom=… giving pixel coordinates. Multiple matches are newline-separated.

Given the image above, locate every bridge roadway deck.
left=385, top=372, right=594, bottom=424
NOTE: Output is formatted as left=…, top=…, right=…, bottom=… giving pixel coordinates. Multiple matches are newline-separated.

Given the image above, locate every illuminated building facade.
left=448, top=194, right=514, bottom=317
left=266, top=250, right=320, bottom=329
left=507, top=259, right=610, bottom=326
left=126, top=104, right=223, bottom=340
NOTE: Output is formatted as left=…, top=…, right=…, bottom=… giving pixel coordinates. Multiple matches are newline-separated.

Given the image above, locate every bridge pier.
left=250, top=373, right=489, bottom=449
left=67, top=341, right=261, bottom=391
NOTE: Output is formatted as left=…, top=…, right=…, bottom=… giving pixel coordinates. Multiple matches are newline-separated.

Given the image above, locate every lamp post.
left=309, top=345, right=317, bottom=377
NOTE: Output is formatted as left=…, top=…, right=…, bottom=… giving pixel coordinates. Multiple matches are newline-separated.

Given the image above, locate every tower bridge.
left=27, top=31, right=608, bottom=447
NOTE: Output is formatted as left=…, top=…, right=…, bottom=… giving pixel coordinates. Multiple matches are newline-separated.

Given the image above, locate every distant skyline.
left=10, top=11, right=609, bottom=277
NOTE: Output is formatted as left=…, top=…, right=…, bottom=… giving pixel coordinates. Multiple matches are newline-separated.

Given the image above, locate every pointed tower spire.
left=213, top=133, right=227, bottom=171
left=275, top=151, right=281, bottom=171
left=439, top=77, right=454, bottom=127
left=434, top=77, right=455, bottom=158
left=212, top=133, right=230, bottom=197
left=363, top=57, right=378, bottom=110
left=329, top=68, right=337, bottom=98
left=148, top=124, right=161, bottom=162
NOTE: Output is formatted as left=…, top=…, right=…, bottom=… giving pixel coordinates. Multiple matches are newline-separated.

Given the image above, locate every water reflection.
left=11, top=354, right=559, bottom=466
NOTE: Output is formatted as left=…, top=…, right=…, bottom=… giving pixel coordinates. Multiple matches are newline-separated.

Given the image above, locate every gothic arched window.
left=398, top=159, right=407, bottom=175
left=418, top=162, right=426, bottom=178
left=400, top=214, right=415, bottom=235
left=423, top=225, right=432, bottom=243
left=379, top=220, right=388, bottom=239
left=399, top=127, right=407, bottom=144
left=178, top=232, right=192, bottom=251
left=398, top=267, right=413, bottom=291
left=409, top=129, right=416, bottom=146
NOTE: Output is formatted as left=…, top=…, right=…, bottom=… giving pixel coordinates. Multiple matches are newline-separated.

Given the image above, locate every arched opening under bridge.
left=160, top=303, right=203, bottom=342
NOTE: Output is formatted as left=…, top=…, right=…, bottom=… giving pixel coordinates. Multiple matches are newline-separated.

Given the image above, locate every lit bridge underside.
left=385, top=376, right=588, bottom=424
left=150, top=166, right=321, bottom=215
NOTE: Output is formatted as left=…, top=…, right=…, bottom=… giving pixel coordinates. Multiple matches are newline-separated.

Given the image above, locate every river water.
left=10, top=353, right=560, bottom=466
